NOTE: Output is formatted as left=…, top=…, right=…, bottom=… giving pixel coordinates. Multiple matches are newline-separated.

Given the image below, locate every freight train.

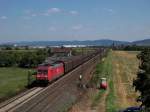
left=35, top=48, right=105, bottom=83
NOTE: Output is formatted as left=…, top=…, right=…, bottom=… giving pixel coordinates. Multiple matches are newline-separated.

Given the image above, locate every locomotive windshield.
left=38, top=70, right=48, bottom=75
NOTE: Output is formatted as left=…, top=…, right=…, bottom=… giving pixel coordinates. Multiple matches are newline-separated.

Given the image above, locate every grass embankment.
left=91, top=50, right=117, bottom=111
left=0, top=67, right=30, bottom=102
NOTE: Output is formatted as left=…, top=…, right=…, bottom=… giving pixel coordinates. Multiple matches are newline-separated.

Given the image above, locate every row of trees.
left=112, top=44, right=150, bottom=51
left=133, top=48, right=150, bottom=111
left=124, top=45, right=150, bottom=51
left=0, top=49, right=51, bottom=68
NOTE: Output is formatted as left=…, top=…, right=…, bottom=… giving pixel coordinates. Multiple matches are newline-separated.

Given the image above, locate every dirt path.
left=96, top=87, right=109, bottom=112
left=69, top=88, right=109, bottom=112
left=69, top=88, right=96, bottom=112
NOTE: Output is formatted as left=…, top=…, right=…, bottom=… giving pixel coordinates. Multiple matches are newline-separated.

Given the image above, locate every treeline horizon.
left=113, top=44, right=150, bottom=51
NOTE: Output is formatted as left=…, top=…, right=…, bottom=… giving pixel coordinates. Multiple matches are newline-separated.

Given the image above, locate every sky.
left=0, top=0, right=150, bottom=43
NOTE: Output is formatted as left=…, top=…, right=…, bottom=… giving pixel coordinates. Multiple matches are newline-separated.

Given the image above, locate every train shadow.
left=26, top=75, right=64, bottom=89
left=27, top=80, right=49, bottom=88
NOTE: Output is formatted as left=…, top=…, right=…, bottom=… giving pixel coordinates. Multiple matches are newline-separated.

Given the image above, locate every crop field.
left=112, top=51, right=140, bottom=110
left=0, top=67, right=29, bottom=102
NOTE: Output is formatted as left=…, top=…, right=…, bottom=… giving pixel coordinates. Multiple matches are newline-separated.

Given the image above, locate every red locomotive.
left=35, top=55, right=85, bottom=82
left=35, top=48, right=105, bottom=83
left=36, top=62, right=64, bottom=82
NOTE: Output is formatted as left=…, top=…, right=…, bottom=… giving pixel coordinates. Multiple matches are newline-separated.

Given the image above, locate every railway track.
left=0, top=51, right=105, bottom=112
left=0, top=87, right=44, bottom=112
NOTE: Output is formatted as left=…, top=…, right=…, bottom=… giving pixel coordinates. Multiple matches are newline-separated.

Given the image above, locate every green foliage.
left=91, top=63, right=103, bottom=85
left=133, top=48, right=150, bottom=111
left=123, top=45, right=147, bottom=51
left=91, top=50, right=112, bottom=84
left=0, top=49, right=50, bottom=68
left=114, top=45, right=150, bottom=51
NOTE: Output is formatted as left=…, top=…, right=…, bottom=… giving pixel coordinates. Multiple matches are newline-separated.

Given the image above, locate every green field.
left=0, top=67, right=30, bottom=102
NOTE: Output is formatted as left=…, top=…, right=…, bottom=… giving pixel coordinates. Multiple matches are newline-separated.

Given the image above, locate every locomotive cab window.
left=38, top=70, right=48, bottom=74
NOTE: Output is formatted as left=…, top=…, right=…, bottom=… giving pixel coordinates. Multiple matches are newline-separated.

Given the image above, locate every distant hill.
left=2, top=39, right=130, bottom=46
left=1, top=39, right=150, bottom=46
left=132, top=39, right=150, bottom=46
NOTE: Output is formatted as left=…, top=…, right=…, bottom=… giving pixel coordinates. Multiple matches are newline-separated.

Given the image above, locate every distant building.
left=51, top=47, right=72, bottom=57
left=62, top=45, right=86, bottom=48
left=13, top=44, right=18, bottom=47
left=28, top=46, right=46, bottom=49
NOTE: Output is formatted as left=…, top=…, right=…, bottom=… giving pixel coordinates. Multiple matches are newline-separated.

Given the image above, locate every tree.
left=133, top=49, right=150, bottom=111
left=0, top=52, right=14, bottom=67
left=0, top=49, right=48, bottom=68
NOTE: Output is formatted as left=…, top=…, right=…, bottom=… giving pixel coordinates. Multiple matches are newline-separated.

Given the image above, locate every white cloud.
left=69, top=10, right=79, bottom=15
left=23, top=8, right=79, bottom=18
left=48, top=26, right=56, bottom=31
left=41, top=8, right=62, bottom=16
left=104, top=8, right=115, bottom=15
left=48, top=8, right=61, bottom=14
left=26, top=8, right=79, bottom=17
left=0, top=16, right=8, bottom=20
left=72, top=24, right=83, bottom=30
